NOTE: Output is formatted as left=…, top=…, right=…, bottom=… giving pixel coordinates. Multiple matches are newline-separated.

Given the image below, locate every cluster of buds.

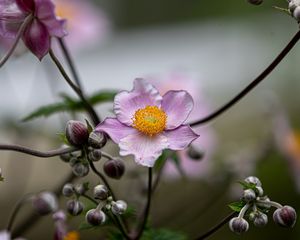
left=60, top=120, right=108, bottom=177
left=229, top=176, right=297, bottom=234
left=62, top=183, right=88, bottom=216
left=85, top=184, right=127, bottom=226
left=288, top=0, right=300, bottom=21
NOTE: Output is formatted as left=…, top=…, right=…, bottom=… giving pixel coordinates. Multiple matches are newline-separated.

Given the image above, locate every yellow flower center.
left=132, top=106, right=167, bottom=136
left=63, top=231, right=80, bottom=240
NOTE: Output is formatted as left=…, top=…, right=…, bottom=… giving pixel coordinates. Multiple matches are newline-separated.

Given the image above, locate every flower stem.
left=195, top=212, right=237, bottom=240
left=0, top=14, right=33, bottom=68
left=101, top=151, right=115, bottom=160
left=190, top=30, right=300, bottom=127
left=0, top=144, right=77, bottom=158
left=238, top=203, right=250, bottom=218
left=57, top=38, right=83, bottom=89
left=7, top=193, right=33, bottom=232
left=82, top=194, right=98, bottom=205
left=134, top=168, right=153, bottom=240
left=257, top=199, right=283, bottom=209
left=49, top=49, right=100, bottom=125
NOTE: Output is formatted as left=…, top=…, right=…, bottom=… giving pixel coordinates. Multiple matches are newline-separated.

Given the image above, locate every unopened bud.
left=247, top=0, right=263, bottom=5
left=111, top=200, right=127, bottom=215
left=253, top=212, right=268, bottom=227
left=273, top=205, right=297, bottom=228
left=255, top=186, right=264, bottom=197
left=94, top=185, right=109, bottom=200
left=229, top=217, right=249, bottom=234
left=88, top=131, right=107, bottom=149
left=103, top=159, right=125, bottom=179
left=32, top=192, right=58, bottom=215
left=53, top=210, right=66, bottom=222
left=62, top=183, right=74, bottom=197
left=66, top=200, right=84, bottom=216
left=187, top=146, right=204, bottom=161
left=256, top=197, right=271, bottom=209
left=293, top=7, right=300, bottom=21
left=244, top=176, right=262, bottom=187
left=243, top=189, right=256, bottom=202
left=88, top=149, right=102, bottom=162
left=72, top=163, right=89, bottom=177
left=60, top=152, right=72, bottom=162
left=74, top=183, right=87, bottom=195
left=85, top=209, right=106, bottom=225
left=66, top=120, right=89, bottom=146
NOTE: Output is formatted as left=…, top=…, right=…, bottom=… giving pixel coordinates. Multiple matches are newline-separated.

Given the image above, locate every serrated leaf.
left=228, top=200, right=246, bottom=212
left=22, top=90, right=117, bottom=122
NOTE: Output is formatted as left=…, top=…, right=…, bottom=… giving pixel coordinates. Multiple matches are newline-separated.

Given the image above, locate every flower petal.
left=35, top=0, right=67, bottom=37
left=163, top=125, right=199, bottom=150
left=0, top=230, right=10, bottom=240
left=95, top=118, right=136, bottom=144
left=162, top=90, right=194, bottom=129
left=22, top=19, right=50, bottom=60
left=16, top=0, right=34, bottom=12
left=119, top=132, right=169, bottom=167
left=114, top=78, right=162, bottom=126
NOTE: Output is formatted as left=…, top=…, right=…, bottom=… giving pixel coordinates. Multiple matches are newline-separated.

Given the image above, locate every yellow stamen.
left=132, top=106, right=167, bottom=136
left=63, top=231, right=80, bottom=240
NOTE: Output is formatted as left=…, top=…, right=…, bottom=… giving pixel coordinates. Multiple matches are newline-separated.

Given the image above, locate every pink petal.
left=35, top=0, right=67, bottom=38
left=22, top=18, right=50, bottom=60
left=162, top=90, right=194, bottom=129
left=163, top=125, right=199, bottom=150
left=114, top=78, right=162, bottom=126
left=119, top=132, right=169, bottom=167
left=95, top=118, right=136, bottom=144
left=16, top=0, right=34, bottom=12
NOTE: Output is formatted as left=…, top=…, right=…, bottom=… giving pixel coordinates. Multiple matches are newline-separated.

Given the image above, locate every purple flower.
left=95, top=78, right=199, bottom=167
left=0, top=0, right=67, bottom=59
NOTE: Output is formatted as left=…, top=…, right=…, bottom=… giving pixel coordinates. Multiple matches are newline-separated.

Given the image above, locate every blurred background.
left=1, top=0, right=300, bottom=239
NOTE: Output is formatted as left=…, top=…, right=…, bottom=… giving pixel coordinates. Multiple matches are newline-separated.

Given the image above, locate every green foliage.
left=22, top=90, right=117, bottom=121
left=228, top=200, right=246, bottom=212
left=238, top=180, right=257, bottom=191
left=78, top=222, right=97, bottom=231
left=57, top=132, right=69, bottom=145
left=85, top=119, right=94, bottom=133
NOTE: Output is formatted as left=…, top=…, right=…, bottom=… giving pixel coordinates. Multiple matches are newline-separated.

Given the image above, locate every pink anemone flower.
left=96, top=79, right=199, bottom=167
left=0, top=0, right=67, bottom=60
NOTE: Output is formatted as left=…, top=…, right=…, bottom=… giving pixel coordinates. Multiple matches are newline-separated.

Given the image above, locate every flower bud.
left=66, top=120, right=89, bottom=146
left=247, top=0, right=263, bottom=5
left=229, top=217, right=249, bottom=234
left=85, top=209, right=106, bottom=225
left=244, top=176, right=262, bottom=187
left=243, top=189, right=256, bottom=202
left=94, top=185, right=109, bottom=200
left=66, top=200, right=84, bottom=216
left=72, top=163, right=89, bottom=177
left=103, top=159, right=125, bottom=179
left=256, top=197, right=271, bottom=209
left=74, top=183, right=87, bottom=195
left=69, top=157, right=80, bottom=167
left=88, top=149, right=102, bottom=162
left=293, top=7, right=300, bottom=21
left=88, top=131, right=107, bottom=149
left=60, top=152, right=72, bottom=162
left=53, top=210, right=66, bottom=222
left=32, top=192, right=58, bottom=215
left=111, top=200, right=127, bottom=215
left=187, top=146, right=204, bottom=161
left=253, top=212, right=268, bottom=227
left=62, top=183, right=74, bottom=197
left=273, top=205, right=297, bottom=228
left=255, top=186, right=264, bottom=197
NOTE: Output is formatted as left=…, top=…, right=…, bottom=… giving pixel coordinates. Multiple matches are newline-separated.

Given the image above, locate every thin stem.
left=257, top=199, right=283, bottom=209
left=82, top=194, right=98, bottom=205
left=108, top=212, right=131, bottom=240
left=57, top=38, right=82, bottom=89
left=87, top=158, right=116, bottom=201
left=190, top=30, right=300, bottom=127
left=0, top=14, right=33, bottom=68
left=49, top=49, right=100, bottom=125
left=101, top=151, right=115, bottom=160
left=238, top=203, right=250, bottom=218
left=0, top=144, right=77, bottom=158
left=7, top=193, right=33, bottom=232
left=195, top=212, right=237, bottom=240
left=134, top=168, right=153, bottom=240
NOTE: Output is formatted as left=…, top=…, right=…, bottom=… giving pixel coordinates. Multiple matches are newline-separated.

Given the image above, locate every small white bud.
left=111, top=200, right=127, bottom=215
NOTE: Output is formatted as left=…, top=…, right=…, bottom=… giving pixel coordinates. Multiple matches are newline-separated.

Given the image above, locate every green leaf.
left=85, top=119, right=93, bottom=133
left=22, top=90, right=117, bottom=122
left=57, top=132, right=69, bottom=145
left=228, top=200, right=246, bottom=212
left=238, top=181, right=257, bottom=190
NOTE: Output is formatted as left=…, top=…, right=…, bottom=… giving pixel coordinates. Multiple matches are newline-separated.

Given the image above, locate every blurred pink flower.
left=96, top=78, right=199, bottom=167
left=0, top=0, right=67, bottom=59
left=149, top=72, right=217, bottom=179
left=53, top=0, right=110, bottom=52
